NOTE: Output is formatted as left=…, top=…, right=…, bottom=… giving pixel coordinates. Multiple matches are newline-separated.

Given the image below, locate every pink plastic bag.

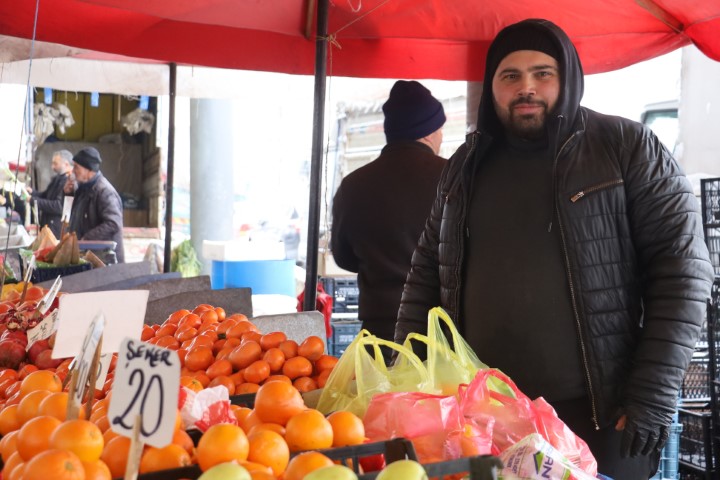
left=363, top=391, right=493, bottom=463
left=460, top=369, right=598, bottom=476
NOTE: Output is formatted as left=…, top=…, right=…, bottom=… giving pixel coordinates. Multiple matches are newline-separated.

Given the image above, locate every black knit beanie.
left=382, top=80, right=446, bottom=142
left=486, top=19, right=562, bottom=80
left=73, top=147, right=102, bottom=172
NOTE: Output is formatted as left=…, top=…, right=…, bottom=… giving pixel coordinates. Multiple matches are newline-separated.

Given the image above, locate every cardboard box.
left=318, top=250, right=355, bottom=277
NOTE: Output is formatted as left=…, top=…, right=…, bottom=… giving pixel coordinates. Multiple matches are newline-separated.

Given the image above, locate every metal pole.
left=303, top=0, right=328, bottom=311
left=163, top=63, right=177, bottom=273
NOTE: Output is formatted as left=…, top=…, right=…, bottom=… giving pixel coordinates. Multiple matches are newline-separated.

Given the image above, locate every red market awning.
left=0, top=0, right=718, bottom=81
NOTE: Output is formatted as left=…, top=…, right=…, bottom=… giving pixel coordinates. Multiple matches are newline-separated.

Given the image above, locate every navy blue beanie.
left=382, top=80, right=446, bottom=142
left=73, top=147, right=102, bottom=172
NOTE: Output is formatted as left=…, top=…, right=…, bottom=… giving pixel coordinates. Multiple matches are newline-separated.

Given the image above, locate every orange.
left=284, top=408, right=333, bottom=452
left=248, top=471, right=275, bottom=480
left=196, top=423, right=249, bottom=471
left=139, top=444, right=192, bottom=473
left=16, top=415, right=62, bottom=460
left=16, top=389, right=52, bottom=424
left=3, top=451, right=24, bottom=479
left=263, top=348, right=286, bottom=373
left=172, top=428, right=195, bottom=456
left=247, top=422, right=286, bottom=437
left=244, top=360, right=271, bottom=384
left=327, top=410, right=366, bottom=447
left=100, top=435, right=131, bottom=478
left=82, top=459, right=112, bottom=480
left=19, top=370, right=62, bottom=398
left=39, top=392, right=85, bottom=421
left=23, top=449, right=84, bottom=480
left=0, top=429, right=18, bottom=462
left=180, top=375, right=204, bottom=393
left=50, top=419, right=104, bottom=462
left=282, top=356, right=313, bottom=380
left=259, top=332, right=287, bottom=351
left=292, top=376, right=318, bottom=393
left=0, top=404, right=21, bottom=435
left=241, top=409, right=264, bottom=434
left=253, top=381, right=305, bottom=426
left=284, top=451, right=335, bottom=480
left=247, top=429, right=289, bottom=475
left=102, top=428, right=119, bottom=445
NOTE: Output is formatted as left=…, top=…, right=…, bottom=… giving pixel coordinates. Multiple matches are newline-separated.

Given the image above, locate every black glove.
left=619, top=404, right=671, bottom=458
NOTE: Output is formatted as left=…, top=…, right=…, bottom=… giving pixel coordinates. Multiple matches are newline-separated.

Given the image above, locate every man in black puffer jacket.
left=394, top=19, right=714, bottom=478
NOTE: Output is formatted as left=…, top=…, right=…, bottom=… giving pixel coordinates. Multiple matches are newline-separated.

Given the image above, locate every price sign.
left=38, top=276, right=62, bottom=315
left=25, top=310, right=59, bottom=350
left=71, top=313, right=105, bottom=408
left=108, top=338, right=180, bottom=448
left=62, top=197, right=73, bottom=223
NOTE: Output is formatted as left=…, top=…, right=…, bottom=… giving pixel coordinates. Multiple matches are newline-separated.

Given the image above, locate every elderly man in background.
left=64, top=147, right=125, bottom=263
left=27, top=149, right=74, bottom=237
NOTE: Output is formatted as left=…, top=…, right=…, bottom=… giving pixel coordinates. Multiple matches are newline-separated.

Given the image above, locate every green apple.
left=198, top=461, right=252, bottom=480
left=376, top=459, right=428, bottom=480
left=304, top=464, right=359, bottom=480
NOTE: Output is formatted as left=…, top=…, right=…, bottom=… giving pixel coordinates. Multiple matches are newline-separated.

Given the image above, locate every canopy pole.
left=303, top=0, right=329, bottom=311
left=163, top=62, right=177, bottom=273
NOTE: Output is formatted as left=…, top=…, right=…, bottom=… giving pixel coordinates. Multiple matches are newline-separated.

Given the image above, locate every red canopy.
left=0, top=0, right=718, bottom=80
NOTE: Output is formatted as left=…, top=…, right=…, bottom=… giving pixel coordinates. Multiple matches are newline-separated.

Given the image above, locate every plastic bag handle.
left=355, top=334, right=430, bottom=384
left=403, top=330, right=464, bottom=365
left=428, top=307, right=476, bottom=369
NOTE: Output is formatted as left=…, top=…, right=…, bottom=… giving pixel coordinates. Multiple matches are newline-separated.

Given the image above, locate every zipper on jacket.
left=552, top=129, right=601, bottom=431
left=570, top=179, right=624, bottom=203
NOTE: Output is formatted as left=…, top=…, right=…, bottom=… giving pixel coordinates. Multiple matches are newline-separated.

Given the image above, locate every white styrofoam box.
left=251, top=294, right=298, bottom=317
left=202, top=239, right=285, bottom=262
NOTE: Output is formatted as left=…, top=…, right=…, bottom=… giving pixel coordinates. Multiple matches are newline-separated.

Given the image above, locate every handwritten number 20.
left=113, top=369, right=164, bottom=436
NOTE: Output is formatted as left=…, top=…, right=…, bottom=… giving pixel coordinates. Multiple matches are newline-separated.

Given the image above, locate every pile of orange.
left=142, top=304, right=339, bottom=397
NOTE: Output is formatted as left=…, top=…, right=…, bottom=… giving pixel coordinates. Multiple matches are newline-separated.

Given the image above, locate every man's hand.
left=63, top=176, right=75, bottom=195
left=615, top=406, right=670, bottom=458
left=25, top=186, right=32, bottom=194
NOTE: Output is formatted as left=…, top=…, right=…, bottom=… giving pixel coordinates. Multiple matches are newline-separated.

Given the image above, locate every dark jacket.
left=395, top=19, right=714, bottom=428
left=332, top=141, right=446, bottom=341
left=30, top=173, right=68, bottom=237
left=68, top=172, right=125, bottom=263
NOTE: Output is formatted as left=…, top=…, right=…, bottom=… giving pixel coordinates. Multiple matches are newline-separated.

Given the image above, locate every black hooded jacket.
left=395, top=19, right=714, bottom=428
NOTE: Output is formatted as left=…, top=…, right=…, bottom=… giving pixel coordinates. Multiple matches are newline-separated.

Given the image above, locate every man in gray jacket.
left=64, top=147, right=125, bottom=263
left=394, top=19, right=714, bottom=478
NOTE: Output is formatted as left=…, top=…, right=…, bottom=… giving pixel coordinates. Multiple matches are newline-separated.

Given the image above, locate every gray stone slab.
left=251, top=311, right=327, bottom=348
left=36, top=261, right=153, bottom=292
left=144, top=287, right=252, bottom=325
left=82, top=273, right=182, bottom=293
left=126, top=275, right=211, bottom=301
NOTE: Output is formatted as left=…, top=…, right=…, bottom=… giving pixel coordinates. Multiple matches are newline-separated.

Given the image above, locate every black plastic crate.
left=294, top=438, right=417, bottom=474
left=329, top=320, right=362, bottom=357
left=701, top=178, right=720, bottom=227
left=358, top=454, right=503, bottom=480
left=321, top=276, right=359, bottom=313
left=678, top=408, right=714, bottom=475
left=682, top=353, right=712, bottom=401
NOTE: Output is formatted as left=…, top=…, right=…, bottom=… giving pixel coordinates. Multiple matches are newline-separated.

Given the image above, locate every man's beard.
left=499, top=96, right=549, bottom=140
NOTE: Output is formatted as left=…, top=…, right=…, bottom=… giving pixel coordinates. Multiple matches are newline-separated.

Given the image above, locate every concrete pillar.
left=466, top=81, right=484, bottom=131
left=190, top=98, right=234, bottom=274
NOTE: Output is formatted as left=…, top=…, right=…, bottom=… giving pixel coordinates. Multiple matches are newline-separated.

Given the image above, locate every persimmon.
left=229, top=370, right=245, bottom=387
left=235, top=382, right=260, bottom=394
left=254, top=381, right=305, bottom=426
left=244, top=360, right=271, bottom=384
left=225, top=320, right=259, bottom=339
left=247, top=430, right=290, bottom=476
left=196, top=423, right=249, bottom=471
left=141, top=324, right=155, bottom=341
left=264, top=374, right=292, bottom=385
left=208, top=375, right=236, bottom=395
left=187, top=335, right=215, bottom=350
left=298, top=336, right=325, bottom=361
left=316, top=368, right=332, bottom=388
left=139, top=444, right=192, bottom=473
left=200, top=309, right=219, bottom=325
left=284, top=451, right=335, bottom=480
left=229, top=341, right=263, bottom=370
left=216, top=346, right=234, bottom=361
left=229, top=313, right=249, bottom=322
left=217, top=318, right=239, bottom=336
left=263, top=348, right=286, bottom=373
left=284, top=408, right=333, bottom=452
left=102, top=428, right=119, bottom=445
left=314, top=354, right=339, bottom=373
left=155, top=335, right=180, bottom=350
left=100, top=435, right=131, bottom=478
left=193, top=303, right=214, bottom=314
left=259, top=331, right=286, bottom=351
left=184, top=346, right=214, bottom=372
left=50, top=419, right=104, bottom=462
left=174, top=326, right=198, bottom=343
left=292, top=376, right=318, bottom=393
left=176, top=348, right=188, bottom=367
left=164, top=309, right=191, bottom=326
left=193, top=371, right=212, bottom=387
left=154, top=323, right=178, bottom=338
left=16, top=415, right=62, bottom=460
left=282, top=356, right=313, bottom=380
left=241, top=331, right=263, bottom=344
left=206, top=359, right=233, bottom=379
left=278, top=340, right=299, bottom=359
left=214, top=307, right=226, bottom=321
left=327, top=410, right=365, bottom=447
left=178, top=313, right=202, bottom=330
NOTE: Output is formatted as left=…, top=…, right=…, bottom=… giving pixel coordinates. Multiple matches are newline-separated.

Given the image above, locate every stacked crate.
left=321, top=276, right=362, bottom=356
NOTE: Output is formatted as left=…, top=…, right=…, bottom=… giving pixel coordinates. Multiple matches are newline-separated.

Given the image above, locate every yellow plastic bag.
left=400, top=307, right=515, bottom=398
left=316, top=329, right=430, bottom=417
